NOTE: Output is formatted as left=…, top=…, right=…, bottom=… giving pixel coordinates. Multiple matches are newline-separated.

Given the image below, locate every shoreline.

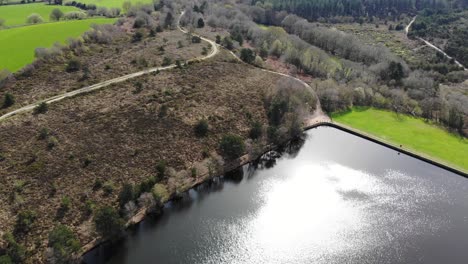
left=80, top=120, right=467, bottom=262
left=308, top=122, right=468, bottom=177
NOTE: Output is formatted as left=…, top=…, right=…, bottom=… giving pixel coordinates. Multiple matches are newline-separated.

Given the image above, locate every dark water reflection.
left=84, top=127, right=468, bottom=264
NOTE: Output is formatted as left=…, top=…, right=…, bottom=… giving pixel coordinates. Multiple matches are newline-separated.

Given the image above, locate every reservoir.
left=84, top=126, right=468, bottom=264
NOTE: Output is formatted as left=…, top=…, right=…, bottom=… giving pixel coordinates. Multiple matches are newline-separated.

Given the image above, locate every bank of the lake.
left=84, top=126, right=468, bottom=264
left=332, top=107, right=468, bottom=172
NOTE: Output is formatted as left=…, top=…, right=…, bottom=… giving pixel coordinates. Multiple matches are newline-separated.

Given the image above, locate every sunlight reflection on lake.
left=84, top=127, right=468, bottom=264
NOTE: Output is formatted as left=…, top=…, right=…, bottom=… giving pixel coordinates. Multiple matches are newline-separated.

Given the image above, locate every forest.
left=182, top=0, right=468, bottom=135
left=259, top=0, right=467, bottom=21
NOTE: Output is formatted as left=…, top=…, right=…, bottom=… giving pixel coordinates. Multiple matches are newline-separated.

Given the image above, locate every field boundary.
left=304, top=121, right=468, bottom=177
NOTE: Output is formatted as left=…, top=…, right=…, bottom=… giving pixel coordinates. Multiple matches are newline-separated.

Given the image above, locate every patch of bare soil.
left=0, top=28, right=204, bottom=116
left=0, top=50, right=284, bottom=263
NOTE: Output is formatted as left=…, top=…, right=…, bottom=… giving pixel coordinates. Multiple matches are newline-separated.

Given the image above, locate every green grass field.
left=71, top=0, right=152, bottom=8
left=0, top=3, right=80, bottom=27
left=0, top=18, right=115, bottom=72
left=332, top=107, right=468, bottom=171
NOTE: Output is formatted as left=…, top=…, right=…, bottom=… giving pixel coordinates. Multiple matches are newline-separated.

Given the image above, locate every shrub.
left=158, top=104, right=168, bottom=117
left=66, top=58, right=82, bottom=72
left=156, top=160, right=166, bottom=180
left=26, top=13, right=44, bottom=24
left=103, top=181, right=115, bottom=195
left=288, top=115, right=303, bottom=138
left=2, top=233, right=25, bottom=263
left=268, top=98, right=288, bottom=126
left=194, top=119, right=208, bottom=137
left=240, top=48, right=256, bottom=64
left=177, top=40, right=183, bottom=48
left=152, top=184, right=169, bottom=204
left=50, top=183, right=57, bottom=196
left=13, top=180, right=26, bottom=193
left=38, top=128, right=49, bottom=140
left=2, top=93, right=15, bottom=109
left=175, top=60, right=182, bottom=69
left=118, top=183, right=135, bottom=208
left=197, top=18, right=205, bottom=28
left=93, top=179, right=102, bottom=190
left=267, top=125, right=279, bottom=144
left=48, top=225, right=81, bottom=263
left=132, top=31, right=143, bottom=42
left=219, top=134, right=245, bottom=159
left=191, top=36, right=201, bottom=43
left=47, top=136, right=58, bottom=150
left=34, top=102, right=48, bottom=115
left=64, top=11, right=86, bottom=20
left=222, top=36, right=234, bottom=50
left=0, top=255, right=12, bottom=264
left=94, top=206, right=124, bottom=239
left=133, top=81, right=143, bottom=93
left=15, top=210, right=36, bottom=234
left=50, top=8, right=64, bottom=21
left=0, top=69, right=12, bottom=89
left=249, top=121, right=263, bottom=140
left=215, top=35, right=221, bottom=44
left=191, top=168, right=197, bottom=177
left=133, top=11, right=152, bottom=28
left=60, top=196, right=71, bottom=211
left=162, top=57, right=172, bottom=66
left=254, top=56, right=264, bottom=67
left=84, top=200, right=95, bottom=215
left=35, top=46, right=63, bottom=61
left=138, top=176, right=156, bottom=195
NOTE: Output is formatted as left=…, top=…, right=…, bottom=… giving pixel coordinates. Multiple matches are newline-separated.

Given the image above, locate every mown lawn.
left=332, top=107, right=468, bottom=172
left=74, top=0, right=152, bottom=8
left=0, top=18, right=116, bottom=72
left=0, top=3, right=79, bottom=27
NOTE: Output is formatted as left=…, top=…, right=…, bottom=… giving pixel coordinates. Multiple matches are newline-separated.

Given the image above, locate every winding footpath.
left=0, top=12, right=218, bottom=122
left=406, top=16, right=467, bottom=71
left=0, top=11, right=328, bottom=123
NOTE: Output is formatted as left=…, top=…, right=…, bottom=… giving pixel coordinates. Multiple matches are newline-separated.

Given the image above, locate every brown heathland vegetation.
left=0, top=46, right=318, bottom=262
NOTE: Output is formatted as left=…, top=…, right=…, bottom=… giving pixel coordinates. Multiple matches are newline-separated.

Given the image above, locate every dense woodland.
left=259, top=0, right=467, bottom=21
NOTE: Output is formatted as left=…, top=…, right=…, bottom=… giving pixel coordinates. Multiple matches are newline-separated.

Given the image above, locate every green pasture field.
left=332, top=107, right=468, bottom=172
left=0, top=3, right=79, bottom=27
left=0, top=18, right=116, bottom=72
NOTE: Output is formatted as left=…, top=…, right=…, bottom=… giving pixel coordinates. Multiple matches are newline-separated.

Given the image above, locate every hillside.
left=0, top=9, right=318, bottom=261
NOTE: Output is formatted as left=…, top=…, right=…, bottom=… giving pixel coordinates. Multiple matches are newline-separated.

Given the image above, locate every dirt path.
left=0, top=12, right=218, bottom=122
left=1, top=11, right=328, bottom=123
left=406, top=16, right=467, bottom=71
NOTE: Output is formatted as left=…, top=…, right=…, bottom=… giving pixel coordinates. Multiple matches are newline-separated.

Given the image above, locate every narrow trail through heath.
left=0, top=12, right=218, bottom=122
left=406, top=16, right=467, bottom=71
left=1, top=11, right=327, bottom=122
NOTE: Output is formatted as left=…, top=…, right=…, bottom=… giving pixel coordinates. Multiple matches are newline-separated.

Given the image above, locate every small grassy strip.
left=0, top=18, right=116, bottom=72
left=332, top=107, right=468, bottom=172
left=0, top=3, right=80, bottom=27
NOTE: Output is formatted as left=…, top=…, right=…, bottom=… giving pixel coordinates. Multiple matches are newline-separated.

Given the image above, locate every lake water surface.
left=84, top=126, right=468, bottom=264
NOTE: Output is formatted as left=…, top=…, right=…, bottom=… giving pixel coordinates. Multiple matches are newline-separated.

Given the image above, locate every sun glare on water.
left=202, top=162, right=447, bottom=264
